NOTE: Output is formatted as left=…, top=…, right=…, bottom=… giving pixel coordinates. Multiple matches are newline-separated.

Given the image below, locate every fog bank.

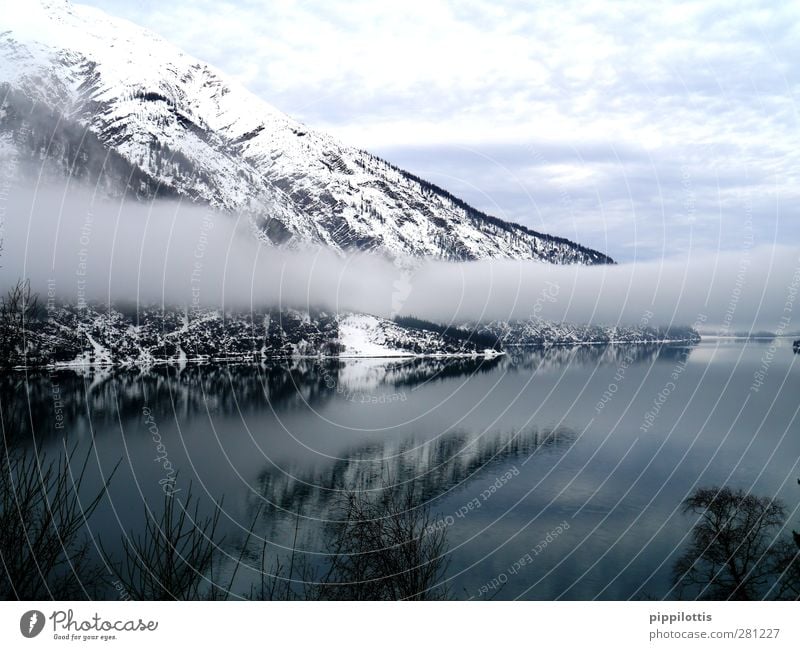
left=1, top=182, right=798, bottom=332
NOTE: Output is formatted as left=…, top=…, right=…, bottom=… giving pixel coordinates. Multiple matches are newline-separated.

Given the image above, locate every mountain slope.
left=0, top=0, right=613, bottom=263
left=4, top=301, right=699, bottom=369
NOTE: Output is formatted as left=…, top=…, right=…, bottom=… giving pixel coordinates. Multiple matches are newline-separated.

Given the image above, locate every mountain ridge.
left=0, top=0, right=613, bottom=264
left=3, top=302, right=699, bottom=370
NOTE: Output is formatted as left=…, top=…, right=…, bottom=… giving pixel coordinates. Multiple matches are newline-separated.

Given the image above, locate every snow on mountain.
left=338, top=313, right=501, bottom=358
left=338, top=315, right=411, bottom=358
left=0, top=0, right=613, bottom=263
left=474, top=319, right=701, bottom=346
left=10, top=304, right=502, bottom=368
left=7, top=301, right=699, bottom=370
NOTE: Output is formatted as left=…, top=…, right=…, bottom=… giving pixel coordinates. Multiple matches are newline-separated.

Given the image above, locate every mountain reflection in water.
left=2, top=340, right=798, bottom=599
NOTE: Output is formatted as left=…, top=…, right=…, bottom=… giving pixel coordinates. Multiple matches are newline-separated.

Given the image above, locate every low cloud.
left=402, top=247, right=800, bottom=332
left=1, top=181, right=798, bottom=333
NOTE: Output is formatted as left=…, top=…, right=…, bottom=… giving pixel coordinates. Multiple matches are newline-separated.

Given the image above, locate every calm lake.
left=6, top=338, right=799, bottom=599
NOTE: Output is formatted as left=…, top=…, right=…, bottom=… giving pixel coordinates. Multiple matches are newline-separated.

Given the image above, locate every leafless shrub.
left=1, top=439, right=451, bottom=600
left=103, top=487, right=222, bottom=600
left=313, top=482, right=451, bottom=600
left=0, top=442, right=111, bottom=599
left=243, top=512, right=318, bottom=601
left=243, top=480, right=451, bottom=601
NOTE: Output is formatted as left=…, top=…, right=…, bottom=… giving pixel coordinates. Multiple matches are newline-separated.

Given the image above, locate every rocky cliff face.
left=0, top=0, right=613, bottom=264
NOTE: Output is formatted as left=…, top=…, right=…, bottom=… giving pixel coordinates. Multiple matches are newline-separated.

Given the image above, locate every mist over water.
left=1, top=180, right=798, bottom=331
left=406, top=247, right=800, bottom=332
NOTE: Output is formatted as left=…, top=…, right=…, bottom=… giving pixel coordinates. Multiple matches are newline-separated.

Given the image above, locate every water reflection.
left=503, top=342, right=692, bottom=371
left=248, top=426, right=575, bottom=545
left=0, top=343, right=690, bottom=442
left=2, top=340, right=798, bottom=600
left=1, top=355, right=505, bottom=441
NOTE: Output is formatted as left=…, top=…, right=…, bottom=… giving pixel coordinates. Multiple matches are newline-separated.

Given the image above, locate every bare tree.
left=0, top=279, right=40, bottom=369
left=673, top=487, right=790, bottom=600
left=313, top=482, right=451, bottom=600
left=245, top=480, right=452, bottom=601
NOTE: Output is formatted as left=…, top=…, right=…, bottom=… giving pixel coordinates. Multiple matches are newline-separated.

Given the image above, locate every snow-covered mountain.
left=474, top=319, right=702, bottom=346
left=6, top=302, right=699, bottom=369
left=0, top=0, right=613, bottom=263
left=13, top=305, right=502, bottom=368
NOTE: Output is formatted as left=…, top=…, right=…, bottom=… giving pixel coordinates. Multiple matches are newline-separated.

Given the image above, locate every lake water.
left=6, top=338, right=799, bottom=599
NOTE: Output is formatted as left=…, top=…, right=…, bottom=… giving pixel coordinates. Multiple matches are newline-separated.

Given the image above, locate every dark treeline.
left=394, top=315, right=503, bottom=351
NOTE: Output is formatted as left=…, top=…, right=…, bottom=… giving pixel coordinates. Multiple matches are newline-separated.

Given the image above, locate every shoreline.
left=6, top=338, right=704, bottom=371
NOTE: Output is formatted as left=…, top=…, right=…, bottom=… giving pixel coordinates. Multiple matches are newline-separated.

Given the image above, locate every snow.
left=0, top=0, right=613, bottom=265
left=338, top=314, right=412, bottom=358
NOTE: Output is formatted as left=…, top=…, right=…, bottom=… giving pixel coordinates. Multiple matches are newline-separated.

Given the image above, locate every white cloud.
left=76, top=0, right=800, bottom=260
left=5, top=178, right=798, bottom=331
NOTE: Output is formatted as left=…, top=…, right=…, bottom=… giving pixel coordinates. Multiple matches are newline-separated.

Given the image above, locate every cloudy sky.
left=80, top=0, right=799, bottom=262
